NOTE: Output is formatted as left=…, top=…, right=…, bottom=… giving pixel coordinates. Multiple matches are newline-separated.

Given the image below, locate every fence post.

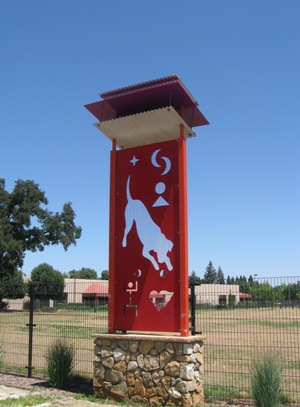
left=26, top=283, right=36, bottom=378
left=190, top=278, right=196, bottom=335
left=189, top=278, right=202, bottom=335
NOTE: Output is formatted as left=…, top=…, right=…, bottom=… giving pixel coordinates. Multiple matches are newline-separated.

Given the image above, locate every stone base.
left=92, top=333, right=205, bottom=406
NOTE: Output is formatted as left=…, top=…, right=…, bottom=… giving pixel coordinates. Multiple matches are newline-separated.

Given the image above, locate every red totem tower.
left=85, top=75, right=208, bottom=336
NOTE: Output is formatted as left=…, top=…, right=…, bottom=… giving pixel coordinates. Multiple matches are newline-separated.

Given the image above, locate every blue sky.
left=1, top=1, right=299, bottom=279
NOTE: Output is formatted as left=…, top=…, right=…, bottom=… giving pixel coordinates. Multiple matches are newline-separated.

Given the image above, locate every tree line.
left=189, top=261, right=300, bottom=303
left=0, top=264, right=109, bottom=306
left=189, top=261, right=227, bottom=285
left=190, top=260, right=257, bottom=287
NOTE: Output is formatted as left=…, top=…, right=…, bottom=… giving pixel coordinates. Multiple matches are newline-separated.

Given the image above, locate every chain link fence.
left=0, top=276, right=299, bottom=403
left=193, top=276, right=300, bottom=403
left=0, top=279, right=108, bottom=377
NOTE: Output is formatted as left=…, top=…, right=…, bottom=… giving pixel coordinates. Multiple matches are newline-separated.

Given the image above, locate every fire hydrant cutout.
left=114, top=139, right=180, bottom=332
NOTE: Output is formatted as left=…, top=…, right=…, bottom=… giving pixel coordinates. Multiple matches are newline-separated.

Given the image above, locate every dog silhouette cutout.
left=122, top=176, right=173, bottom=271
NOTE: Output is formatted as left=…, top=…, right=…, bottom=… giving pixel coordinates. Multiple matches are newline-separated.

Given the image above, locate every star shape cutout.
left=130, top=155, right=139, bottom=166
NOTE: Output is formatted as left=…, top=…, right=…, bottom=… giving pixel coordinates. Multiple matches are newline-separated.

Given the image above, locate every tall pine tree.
left=216, top=267, right=225, bottom=284
left=203, top=261, right=217, bottom=284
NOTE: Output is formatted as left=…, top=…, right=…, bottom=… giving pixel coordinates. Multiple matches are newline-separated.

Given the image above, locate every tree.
left=274, top=284, right=286, bottom=302
left=69, top=268, right=98, bottom=279
left=30, top=263, right=64, bottom=300
left=203, top=261, right=217, bottom=284
left=0, top=179, right=82, bottom=278
left=101, top=270, right=109, bottom=280
left=0, top=270, right=26, bottom=305
left=189, top=270, right=201, bottom=286
left=282, top=283, right=300, bottom=301
left=216, top=267, right=225, bottom=284
left=250, top=282, right=274, bottom=303
left=239, top=279, right=250, bottom=294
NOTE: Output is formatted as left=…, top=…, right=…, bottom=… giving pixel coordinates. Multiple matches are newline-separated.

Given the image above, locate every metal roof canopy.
left=95, top=106, right=196, bottom=149
left=85, top=74, right=209, bottom=149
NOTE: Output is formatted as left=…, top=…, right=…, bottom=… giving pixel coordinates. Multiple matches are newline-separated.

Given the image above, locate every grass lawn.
left=0, top=305, right=299, bottom=403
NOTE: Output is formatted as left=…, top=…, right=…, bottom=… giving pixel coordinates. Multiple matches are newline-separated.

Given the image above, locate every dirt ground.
left=0, top=385, right=98, bottom=406
left=0, top=372, right=255, bottom=407
left=1, top=372, right=300, bottom=407
left=0, top=373, right=115, bottom=406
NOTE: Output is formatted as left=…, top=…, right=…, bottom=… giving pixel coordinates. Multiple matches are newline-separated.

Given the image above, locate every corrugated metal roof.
left=85, top=74, right=209, bottom=128
left=100, top=74, right=180, bottom=99
left=83, top=282, right=109, bottom=295
left=239, top=293, right=252, bottom=299
left=94, top=106, right=196, bottom=149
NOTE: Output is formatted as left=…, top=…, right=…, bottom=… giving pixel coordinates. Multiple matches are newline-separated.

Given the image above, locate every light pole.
left=254, top=274, right=258, bottom=307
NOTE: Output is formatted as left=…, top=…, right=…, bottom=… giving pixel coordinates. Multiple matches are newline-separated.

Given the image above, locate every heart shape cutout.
left=149, top=290, right=174, bottom=311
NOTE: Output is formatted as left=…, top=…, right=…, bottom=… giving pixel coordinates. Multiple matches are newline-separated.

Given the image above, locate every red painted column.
left=108, top=139, right=117, bottom=333
left=178, top=124, right=190, bottom=336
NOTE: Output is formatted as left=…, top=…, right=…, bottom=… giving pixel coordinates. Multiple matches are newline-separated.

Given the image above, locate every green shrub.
left=45, top=339, right=75, bottom=389
left=250, top=353, right=284, bottom=407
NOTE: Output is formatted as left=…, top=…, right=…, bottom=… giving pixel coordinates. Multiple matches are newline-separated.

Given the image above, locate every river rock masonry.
left=92, top=334, right=205, bottom=406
